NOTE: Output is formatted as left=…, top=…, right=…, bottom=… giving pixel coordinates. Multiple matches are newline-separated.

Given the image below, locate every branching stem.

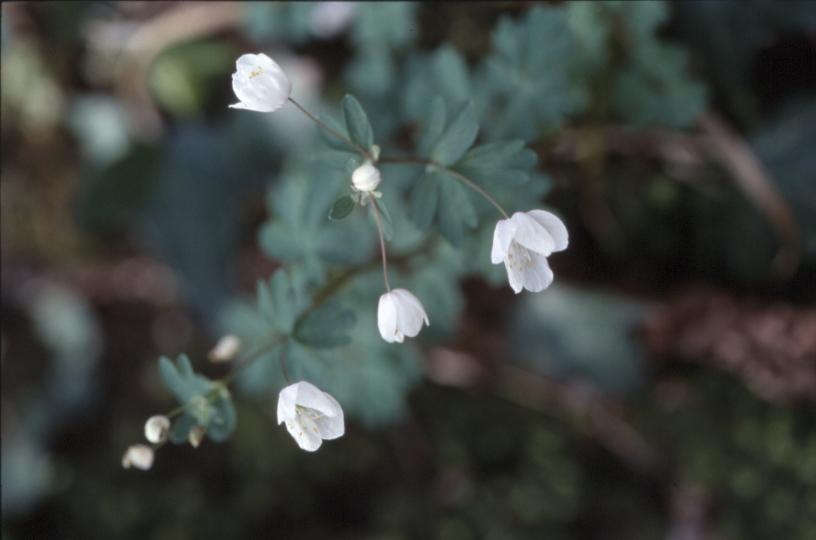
left=288, top=97, right=373, bottom=162
left=379, top=156, right=510, bottom=219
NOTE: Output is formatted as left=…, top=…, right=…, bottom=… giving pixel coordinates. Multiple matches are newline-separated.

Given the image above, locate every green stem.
left=369, top=198, right=391, bottom=291
left=379, top=156, right=510, bottom=219
left=288, top=97, right=373, bottom=162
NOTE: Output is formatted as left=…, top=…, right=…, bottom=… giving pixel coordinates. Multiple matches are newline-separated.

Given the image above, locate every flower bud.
left=122, top=444, right=154, bottom=471
left=188, top=425, right=206, bottom=448
left=351, top=162, right=382, bottom=192
left=208, top=334, right=241, bottom=363
left=144, top=415, right=171, bottom=444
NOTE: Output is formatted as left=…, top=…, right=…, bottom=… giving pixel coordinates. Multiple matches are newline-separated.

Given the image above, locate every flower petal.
left=314, top=393, right=345, bottom=440
left=526, top=210, right=568, bottom=252
left=276, top=382, right=299, bottom=425
left=230, top=53, right=291, bottom=113
left=284, top=418, right=323, bottom=452
left=391, top=288, right=429, bottom=332
left=504, top=262, right=525, bottom=294
left=491, top=218, right=515, bottom=264
left=378, top=292, right=399, bottom=343
left=519, top=251, right=554, bottom=293
left=510, top=212, right=556, bottom=255
left=293, top=381, right=341, bottom=418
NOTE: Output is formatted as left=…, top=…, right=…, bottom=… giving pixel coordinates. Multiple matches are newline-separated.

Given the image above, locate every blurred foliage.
left=2, top=1, right=816, bottom=539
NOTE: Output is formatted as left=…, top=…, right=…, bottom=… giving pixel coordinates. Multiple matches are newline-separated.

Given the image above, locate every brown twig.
left=698, top=112, right=801, bottom=278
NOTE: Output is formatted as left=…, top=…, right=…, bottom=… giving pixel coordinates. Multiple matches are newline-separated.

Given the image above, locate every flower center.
left=505, top=241, right=533, bottom=271
left=249, top=67, right=263, bottom=78
left=292, top=405, right=324, bottom=436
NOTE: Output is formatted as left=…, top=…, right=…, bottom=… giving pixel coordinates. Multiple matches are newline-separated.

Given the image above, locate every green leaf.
left=158, top=354, right=211, bottom=404
left=342, top=94, right=374, bottom=150
left=256, top=269, right=304, bottom=334
left=159, top=356, right=186, bottom=401
left=417, top=97, right=447, bottom=156
left=207, top=389, right=237, bottom=442
left=329, top=196, right=356, bottom=220
left=294, top=301, right=357, bottom=349
left=317, top=113, right=356, bottom=153
left=455, top=139, right=538, bottom=188
left=408, top=171, right=440, bottom=231
left=437, top=175, right=478, bottom=247
left=430, top=101, right=479, bottom=166
left=481, top=6, right=584, bottom=139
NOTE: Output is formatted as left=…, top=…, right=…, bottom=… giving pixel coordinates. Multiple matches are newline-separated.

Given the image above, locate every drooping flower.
left=351, top=161, right=382, bottom=193
left=229, top=53, right=291, bottom=113
left=377, top=288, right=430, bottom=343
left=122, top=444, right=154, bottom=470
left=277, top=381, right=344, bottom=452
left=144, top=415, right=170, bottom=444
left=491, top=210, right=568, bottom=294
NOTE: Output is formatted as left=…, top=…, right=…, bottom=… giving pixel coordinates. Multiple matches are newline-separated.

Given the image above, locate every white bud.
left=208, top=334, right=241, bottom=363
left=144, top=415, right=171, bottom=444
left=122, top=444, right=154, bottom=471
left=351, top=162, right=382, bottom=192
left=188, top=425, right=206, bottom=448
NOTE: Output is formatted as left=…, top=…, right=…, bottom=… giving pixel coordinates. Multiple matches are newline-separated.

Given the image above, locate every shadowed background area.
left=2, top=2, right=816, bottom=539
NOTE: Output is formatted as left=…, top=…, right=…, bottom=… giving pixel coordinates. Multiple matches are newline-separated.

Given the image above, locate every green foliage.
left=293, top=301, right=356, bottom=349
left=158, top=355, right=237, bottom=443
left=567, top=1, right=707, bottom=128
left=480, top=6, right=585, bottom=139
left=401, top=45, right=472, bottom=121
left=258, top=155, right=374, bottom=283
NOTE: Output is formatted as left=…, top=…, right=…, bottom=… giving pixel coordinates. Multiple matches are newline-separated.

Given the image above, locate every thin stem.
left=369, top=198, right=391, bottom=291
left=220, top=338, right=283, bottom=386
left=288, top=97, right=373, bottom=161
left=278, top=345, right=290, bottom=384
left=379, top=156, right=510, bottom=219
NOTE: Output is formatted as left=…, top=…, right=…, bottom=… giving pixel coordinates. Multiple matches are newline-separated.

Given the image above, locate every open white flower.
left=229, top=53, right=291, bottom=113
left=277, top=381, right=344, bottom=452
left=144, top=415, right=170, bottom=444
left=377, top=288, right=430, bottom=343
left=122, top=444, right=154, bottom=471
left=491, top=210, right=568, bottom=294
left=351, top=161, right=382, bottom=192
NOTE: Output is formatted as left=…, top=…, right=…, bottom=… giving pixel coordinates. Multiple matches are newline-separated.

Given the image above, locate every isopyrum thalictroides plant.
left=124, top=0, right=707, bottom=466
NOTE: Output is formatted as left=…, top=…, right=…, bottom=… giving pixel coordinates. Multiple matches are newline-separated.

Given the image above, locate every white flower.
left=277, top=381, right=344, bottom=452
left=208, top=334, right=241, bottom=363
left=491, top=210, right=568, bottom=294
left=351, top=162, right=382, bottom=192
left=377, top=288, right=430, bottom=343
left=310, top=2, right=357, bottom=39
left=144, top=415, right=170, bottom=444
left=188, top=425, right=206, bottom=448
left=122, top=444, right=154, bottom=471
left=229, top=53, right=291, bottom=113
